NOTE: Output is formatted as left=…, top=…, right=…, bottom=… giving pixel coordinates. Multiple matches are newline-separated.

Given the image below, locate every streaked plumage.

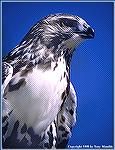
left=2, top=13, right=94, bottom=148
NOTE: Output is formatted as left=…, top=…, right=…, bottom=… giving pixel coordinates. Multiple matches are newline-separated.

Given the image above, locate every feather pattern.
left=2, top=13, right=94, bottom=148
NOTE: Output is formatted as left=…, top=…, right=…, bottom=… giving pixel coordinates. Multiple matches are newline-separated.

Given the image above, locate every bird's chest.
left=6, top=58, right=69, bottom=134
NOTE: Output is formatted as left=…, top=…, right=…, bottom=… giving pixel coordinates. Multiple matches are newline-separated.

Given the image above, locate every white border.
left=1, top=1, right=114, bottom=150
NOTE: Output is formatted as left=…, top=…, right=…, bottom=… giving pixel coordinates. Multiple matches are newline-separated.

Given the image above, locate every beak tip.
left=87, top=27, right=95, bottom=39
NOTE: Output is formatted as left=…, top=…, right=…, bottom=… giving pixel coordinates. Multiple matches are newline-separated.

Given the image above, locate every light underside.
left=4, top=55, right=67, bottom=141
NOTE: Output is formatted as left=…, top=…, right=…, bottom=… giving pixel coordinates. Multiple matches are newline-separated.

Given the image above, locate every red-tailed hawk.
left=2, top=13, right=94, bottom=148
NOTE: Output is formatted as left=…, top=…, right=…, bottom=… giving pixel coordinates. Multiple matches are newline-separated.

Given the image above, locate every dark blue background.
left=2, top=2, right=114, bottom=148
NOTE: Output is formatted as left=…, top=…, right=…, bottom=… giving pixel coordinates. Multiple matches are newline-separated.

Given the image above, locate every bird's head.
left=7, top=13, right=94, bottom=66
left=37, top=13, right=94, bottom=52
left=20, top=13, right=94, bottom=60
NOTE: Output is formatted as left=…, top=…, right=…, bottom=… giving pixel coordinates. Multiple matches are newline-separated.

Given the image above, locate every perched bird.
left=2, top=13, right=94, bottom=148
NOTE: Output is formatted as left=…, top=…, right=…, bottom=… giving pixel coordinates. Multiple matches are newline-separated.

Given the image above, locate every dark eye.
left=59, top=18, right=77, bottom=28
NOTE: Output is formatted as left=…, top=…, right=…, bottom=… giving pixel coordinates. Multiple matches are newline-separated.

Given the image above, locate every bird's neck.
left=5, top=40, right=72, bottom=77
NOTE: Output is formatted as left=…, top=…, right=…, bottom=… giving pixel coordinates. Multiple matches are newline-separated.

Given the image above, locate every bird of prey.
left=2, top=13, right=94, bottom=148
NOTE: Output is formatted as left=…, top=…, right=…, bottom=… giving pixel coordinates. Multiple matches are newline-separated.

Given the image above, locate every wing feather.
left=55, top=82, right=77, bottom=148
left=2, top=62, right=13, bottom=117
left=44, top=82, right=77, bottom=148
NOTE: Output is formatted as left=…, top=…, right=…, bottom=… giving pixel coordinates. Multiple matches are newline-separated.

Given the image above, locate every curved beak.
left=81, top=27, right=95, bottom=39
left=74, top=16, right=95, bottom=39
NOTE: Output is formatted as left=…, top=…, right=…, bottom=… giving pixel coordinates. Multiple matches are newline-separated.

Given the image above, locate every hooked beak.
left=80, top=26, right=95, bottom=39
left=74, top=17, right=95, bottom=39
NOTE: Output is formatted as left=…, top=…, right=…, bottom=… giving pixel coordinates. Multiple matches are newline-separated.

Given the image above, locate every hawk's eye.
left=59, top=18, right=77, bottom=28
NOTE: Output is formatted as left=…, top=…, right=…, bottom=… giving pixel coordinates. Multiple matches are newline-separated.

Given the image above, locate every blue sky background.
left=2, top=2, right=114, bottom=148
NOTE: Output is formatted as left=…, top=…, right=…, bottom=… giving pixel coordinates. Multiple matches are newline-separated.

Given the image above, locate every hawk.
left=2, top=13, right=94, bottom=148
